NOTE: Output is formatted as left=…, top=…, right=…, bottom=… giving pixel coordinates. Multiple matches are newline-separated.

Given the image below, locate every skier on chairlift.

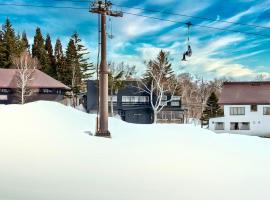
left=182, top=22, right=192, bottom=61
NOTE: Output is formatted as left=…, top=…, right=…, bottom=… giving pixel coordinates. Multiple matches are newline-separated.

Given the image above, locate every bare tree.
left=108, top=62, right=124, bottom=116
left=13, top=51, right=38, bottom=104
left=108, top=62, right=137, bottom=116
left=137, top=51, right=178, bottom=123
left=139, top=71, right=178, bottom=123
left=177, top=73, right=226, bottom=123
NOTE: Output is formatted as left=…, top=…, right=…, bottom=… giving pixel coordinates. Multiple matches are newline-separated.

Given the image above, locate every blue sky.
left=1, top=0, right=270, bottom=80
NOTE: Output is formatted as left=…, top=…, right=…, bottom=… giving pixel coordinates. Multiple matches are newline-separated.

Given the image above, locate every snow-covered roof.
left=219, top=81, right=270, bottom=105
left=0, top=69, right=70, bottom=90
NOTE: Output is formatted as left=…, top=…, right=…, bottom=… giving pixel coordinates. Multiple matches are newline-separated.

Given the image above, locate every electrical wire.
left=0, top=3, right=88, bottom=10
left=53, top=0, right=270, bottom=30
left=113, top=4, right=270, bottom=30
left=53, top=0, right=90, bottom=2
left=122, top=11, right=270, bottom=38
left=0, top=2, right=269, bottom=38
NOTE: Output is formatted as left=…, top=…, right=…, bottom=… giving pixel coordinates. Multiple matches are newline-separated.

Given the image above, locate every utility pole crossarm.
left=90, top=1, right=123, bottom=137
left=90, top=1, right=123, bottom=17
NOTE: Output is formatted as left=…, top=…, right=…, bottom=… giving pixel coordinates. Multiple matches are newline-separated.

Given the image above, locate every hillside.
left=0, top=101, right=270, bottom=200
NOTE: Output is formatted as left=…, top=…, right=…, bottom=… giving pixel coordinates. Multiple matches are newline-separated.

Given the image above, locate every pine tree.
left=32, top=27, right=50, bottom=73
left=144, top=50, right=174, bottom=84
left=21, top=31, right=29, bottom=52
left=65, top=38, right=81, bottom=106
left=0, top=18, right=17, bottom=68
left=15, top=33, right=25, bottom=56
left=45, top=34, right=57, bottom=78
left=54, top=38, right=66, bottom=82
left=32, top=27, right=44, bottom=58
left=65, top=38, right=80, bottom=89
left=0, top=30, right=5, bottom=68
left=201, top=92, right=223, bottom=124
left=71, top=32, right=94, bottom=84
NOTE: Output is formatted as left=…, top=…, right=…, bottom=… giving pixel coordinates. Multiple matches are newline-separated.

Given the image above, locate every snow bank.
left=1, top=101, right=270, bottom=200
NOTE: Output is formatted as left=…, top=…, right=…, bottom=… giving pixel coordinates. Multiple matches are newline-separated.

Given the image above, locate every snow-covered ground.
left=1, top=101, right=270, bottom=200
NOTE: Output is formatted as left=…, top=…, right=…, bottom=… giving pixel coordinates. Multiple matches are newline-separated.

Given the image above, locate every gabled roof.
left=219, top=81, right=270, bottom=105
left=0, top=69, right=70, bottom=90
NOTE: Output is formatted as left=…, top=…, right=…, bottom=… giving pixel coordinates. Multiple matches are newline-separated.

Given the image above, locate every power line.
left=114, top=4, right=270, bottom=30
left=0, top=3, right=88, bottom=10
left=52, top=0, right=270, bottom=30
left=122, top=12, right=270, bottom=38
left=0, top=3, right=269, bottom=38
left=53, top=0, right=90, bottom=2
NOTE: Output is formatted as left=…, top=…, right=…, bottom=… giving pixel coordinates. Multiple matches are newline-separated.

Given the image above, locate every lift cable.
left=0, top=3, right=270, bottom=38
left=53, top=0, right=270, bottom=30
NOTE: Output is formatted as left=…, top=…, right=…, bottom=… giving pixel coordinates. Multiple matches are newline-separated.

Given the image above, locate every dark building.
left=86, top=80, right=186, bottom=124
left=0, top=69, right=70, bottom=104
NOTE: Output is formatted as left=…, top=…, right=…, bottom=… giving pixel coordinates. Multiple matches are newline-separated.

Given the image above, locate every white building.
left=209, top=81, right=270, bottom=137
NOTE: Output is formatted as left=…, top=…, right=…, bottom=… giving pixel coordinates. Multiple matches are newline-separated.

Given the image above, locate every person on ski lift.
left=181, top=22, right=193, bottom=61
left=182, top=44, right=192, bottom=61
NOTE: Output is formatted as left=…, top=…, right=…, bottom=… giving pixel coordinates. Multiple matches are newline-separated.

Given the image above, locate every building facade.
left=86, top=80, right=186, bottom=124
left=209, top=81, right=270, bottom=137
left=0, top=69, right=70, bottom=104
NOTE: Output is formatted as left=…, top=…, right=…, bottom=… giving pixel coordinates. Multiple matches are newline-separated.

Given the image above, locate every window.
left=161, top=95, right=167, bottom=101
left=56, top=89, right=63, bottom=95
left=230, top=107, right=245, bottom=115
left=230, top=122, right=250, bottom=130
left=161, top=101, right=167, bottom=106
left=0, top=95, right=8, bottom=100
left=171, top=96, right=181, bottom=101
left=251, top=105, right=257, bottom=112
left=230, top=122, right=239, bottom=130
left=157, top=111, right=182, bottom=121
left=138, top=96, right=149, bottom=102
left=171, top=101, right=180, bottom=106
left=108, top=95, right=117, bottom=102
left=240, top=122, right=250, bottom=130
left=40, top=88, right=53, bottom=94
left=215, top=122, right=224, bottom=130
left=122, top=96, right=149, bottom=103
left=263, top=107, right=270, bottom=115
left=0, top=88, right=9, bottom=93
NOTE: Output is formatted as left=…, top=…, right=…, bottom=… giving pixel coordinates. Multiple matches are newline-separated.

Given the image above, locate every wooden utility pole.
left=90, top=1, right=123, bottom=137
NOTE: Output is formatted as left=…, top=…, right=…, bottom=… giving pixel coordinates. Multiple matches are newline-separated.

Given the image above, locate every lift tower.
left=90, top=1, right=123, bottom=137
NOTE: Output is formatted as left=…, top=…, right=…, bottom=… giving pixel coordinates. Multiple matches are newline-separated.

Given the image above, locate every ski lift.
left=182, top=22, right=192, bottom=61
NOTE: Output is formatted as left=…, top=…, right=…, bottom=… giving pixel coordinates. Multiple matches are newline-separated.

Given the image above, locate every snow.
left=1, top=101, right=270, bottom=200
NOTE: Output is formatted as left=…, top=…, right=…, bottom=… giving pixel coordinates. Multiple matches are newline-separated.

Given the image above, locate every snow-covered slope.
left=1, top=101, right=270, bottom=200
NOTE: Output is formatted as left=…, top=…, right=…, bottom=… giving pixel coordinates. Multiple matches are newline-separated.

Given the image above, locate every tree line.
left=0, top=18, right=223, bottom=123
left=0, top=18, right=95, bottom=100
left=109, top=50, right=224, bottom=124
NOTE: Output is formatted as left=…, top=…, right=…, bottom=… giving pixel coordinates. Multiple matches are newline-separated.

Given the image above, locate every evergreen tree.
left=54, top=38, right=66, bottom=82
left=32, top=27, right=50, bottom=73
left=0, top=18, right=17, bottom=68
left=65, top=38, right=80, bottom=90
left=65, top=38, right=81, bottom=106
left=32, top=27, right=44, bottom=58
left=15, top=33, right=25, bottom=56
left=71, top=32, right=94, bottom=83
left=0, top=30, right=5, bottom=68
left=21, top=31, right=29, bottom=52
left=201, top=92, right=223, bottom=124
left=144, top=50, right=174, bottom=84
left=45, top=34, right=57, bottom=78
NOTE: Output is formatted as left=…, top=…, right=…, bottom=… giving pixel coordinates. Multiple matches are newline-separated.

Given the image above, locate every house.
left=209, top=81, right=270, bottom=137
left=0, top=69, right=70, bottom=104
left=86, top=80, right=186, bottom=124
